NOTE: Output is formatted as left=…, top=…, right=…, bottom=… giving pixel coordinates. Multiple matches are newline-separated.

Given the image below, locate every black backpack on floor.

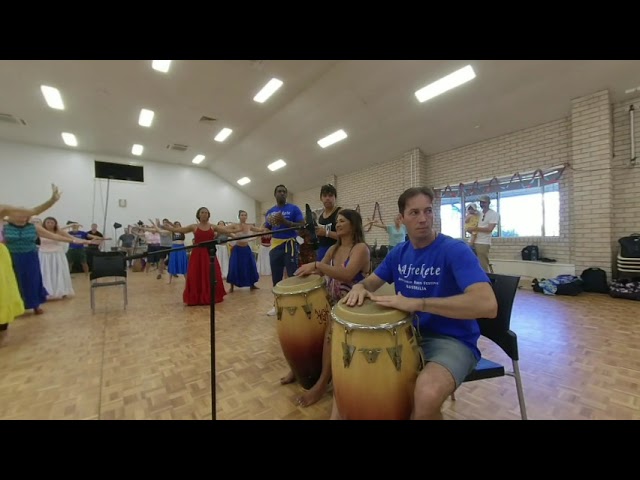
left=580, top=267, right=609, bottom=293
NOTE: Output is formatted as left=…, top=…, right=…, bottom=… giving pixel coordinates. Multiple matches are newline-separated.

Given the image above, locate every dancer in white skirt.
left=38, top=216, right=77, bottom=298
left=215, top=220, right=230, bottom=279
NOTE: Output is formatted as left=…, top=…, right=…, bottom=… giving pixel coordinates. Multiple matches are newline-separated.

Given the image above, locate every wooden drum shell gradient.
left=272, top=275, right=331, bottom=390
left=331, top=299, right=424, bottom=419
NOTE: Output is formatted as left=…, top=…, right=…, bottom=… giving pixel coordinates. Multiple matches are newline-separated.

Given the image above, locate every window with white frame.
left=438, top=167, right=562, bottom=239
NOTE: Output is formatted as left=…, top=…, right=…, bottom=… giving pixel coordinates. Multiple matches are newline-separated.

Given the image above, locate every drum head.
left=272, top=274, right=324, bottom=295
left=332, top=298, right=411, bottom=329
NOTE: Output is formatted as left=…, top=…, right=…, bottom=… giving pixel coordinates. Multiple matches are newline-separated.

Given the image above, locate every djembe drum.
left=331, top=298, right=424, bottom=420
left=272, top=275, right=332, bottom=390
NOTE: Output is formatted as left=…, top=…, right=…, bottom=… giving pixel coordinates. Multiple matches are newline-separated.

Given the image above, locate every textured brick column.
left=570, top=90, right=614, bottom=276
left=402, top=147, right=428, bottom=189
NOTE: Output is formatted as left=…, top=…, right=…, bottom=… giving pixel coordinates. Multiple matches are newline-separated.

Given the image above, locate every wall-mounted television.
left=94, top=161, right=144, bottom=183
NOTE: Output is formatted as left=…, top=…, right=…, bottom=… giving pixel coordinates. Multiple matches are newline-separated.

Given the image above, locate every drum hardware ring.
left=271, top=283, right=325, bottom=296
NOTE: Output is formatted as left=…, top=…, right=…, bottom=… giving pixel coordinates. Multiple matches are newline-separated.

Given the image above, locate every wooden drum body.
left=272, top=275, right=332, bottom=390
left=331, top=299, right=424, bottom=420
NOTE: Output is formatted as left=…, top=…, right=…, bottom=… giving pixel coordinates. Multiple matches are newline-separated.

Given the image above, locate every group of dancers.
left=0, top=185, right=99, bottom=342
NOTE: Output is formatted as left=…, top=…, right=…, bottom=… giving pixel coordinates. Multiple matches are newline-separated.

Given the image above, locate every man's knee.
left=414, top=373, right=450, bottom=412
left=412, top=362, right=458, bottom=419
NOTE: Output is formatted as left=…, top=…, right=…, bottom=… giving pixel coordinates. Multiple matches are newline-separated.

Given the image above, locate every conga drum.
left=331, top=299, right=424, bottom=420
left=272, top=275, right=332, bottom=390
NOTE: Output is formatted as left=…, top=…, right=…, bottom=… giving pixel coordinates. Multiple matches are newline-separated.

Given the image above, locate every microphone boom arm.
left=123, top=225, right=309, bottom=261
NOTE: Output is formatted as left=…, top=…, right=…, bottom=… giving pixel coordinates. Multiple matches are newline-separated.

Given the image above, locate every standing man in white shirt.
left=468, top=195, right=499, bottom=272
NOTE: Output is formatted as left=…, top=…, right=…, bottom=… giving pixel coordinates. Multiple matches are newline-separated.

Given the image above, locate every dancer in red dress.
left=163, top=207, right=241, bottom=305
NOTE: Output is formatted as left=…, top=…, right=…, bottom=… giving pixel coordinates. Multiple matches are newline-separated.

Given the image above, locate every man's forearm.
left=418, top=289, right=496, bottom=320
left=358, top=274, right=384, bottom=293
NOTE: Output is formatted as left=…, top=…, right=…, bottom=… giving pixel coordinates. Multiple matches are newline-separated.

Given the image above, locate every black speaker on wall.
left=95, top=161, right=144, bottom=183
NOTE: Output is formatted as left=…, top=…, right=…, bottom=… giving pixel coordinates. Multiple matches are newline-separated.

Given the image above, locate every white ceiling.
left=1, top=60, right=639, bottom=203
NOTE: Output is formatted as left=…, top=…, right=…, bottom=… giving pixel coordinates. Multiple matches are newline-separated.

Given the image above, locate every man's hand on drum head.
left=341, top=284, right=370, bottom=307
left=294, top=262, right=316, bottom=277
left=370, top=292, right=416, bottom=313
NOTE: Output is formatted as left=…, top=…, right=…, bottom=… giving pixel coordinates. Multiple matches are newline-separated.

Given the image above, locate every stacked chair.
left=617, top=233, right=640, bottom=277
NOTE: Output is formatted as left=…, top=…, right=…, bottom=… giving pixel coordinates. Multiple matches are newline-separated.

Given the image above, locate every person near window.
left=464, top=203, right=480, bottom=248
left=467, top=195, right=499, bottom=272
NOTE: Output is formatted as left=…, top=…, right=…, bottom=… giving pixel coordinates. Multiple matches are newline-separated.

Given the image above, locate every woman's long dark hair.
left=335, top=209, right=365, bottom=247
left=43, top=216, right=59, bottom=232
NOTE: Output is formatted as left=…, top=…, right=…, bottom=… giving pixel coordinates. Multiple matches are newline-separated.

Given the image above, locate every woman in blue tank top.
left=285, top=209, right=371, bottom=407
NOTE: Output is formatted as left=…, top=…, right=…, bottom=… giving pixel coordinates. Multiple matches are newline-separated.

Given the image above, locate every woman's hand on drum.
left=341, top=284, right=371, bottom=307
left=370, top=292, right=416, bottom=313
left=294, top=262, right=316, bottom=277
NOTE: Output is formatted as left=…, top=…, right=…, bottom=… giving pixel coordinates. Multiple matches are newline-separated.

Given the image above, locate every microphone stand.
left=124, top=224, right=307, bottom=420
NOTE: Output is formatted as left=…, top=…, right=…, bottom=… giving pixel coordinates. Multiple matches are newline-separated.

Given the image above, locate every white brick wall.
left=256, top=89, right=636, bottom=279
left=292, top=187, right=322, bottom=215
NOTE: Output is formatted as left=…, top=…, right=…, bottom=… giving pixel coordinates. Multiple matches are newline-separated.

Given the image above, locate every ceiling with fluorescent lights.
left=0, top=60, right=638, bottom=203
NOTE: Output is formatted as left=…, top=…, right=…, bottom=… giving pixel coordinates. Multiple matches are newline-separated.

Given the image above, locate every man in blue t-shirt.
left=264, top=185, right=305, bottom=315
left=66, top=222, right=90, bottom=274
left=340, top=186, right=498, bottom=420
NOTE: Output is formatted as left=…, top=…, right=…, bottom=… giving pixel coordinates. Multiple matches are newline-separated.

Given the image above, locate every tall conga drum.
left=331, top=299, right=424, bottom=420
left=272, top=275, right=332, bottom=390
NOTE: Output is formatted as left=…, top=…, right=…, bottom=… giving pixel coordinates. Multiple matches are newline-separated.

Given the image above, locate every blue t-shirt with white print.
left=265, top=203, right=304, bottom=239
left=374, top=233, right=489, bottom=360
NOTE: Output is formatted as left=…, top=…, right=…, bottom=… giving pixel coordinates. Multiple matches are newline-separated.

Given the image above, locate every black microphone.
left=305, top=203, right=319, bottom=250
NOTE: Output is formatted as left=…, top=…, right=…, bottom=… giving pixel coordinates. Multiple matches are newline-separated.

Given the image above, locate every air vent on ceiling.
left=199, top=115, right=217, bottom=124
left=166, top=143, right=189, bottom=152
left=0, top=113, right=27, bottom=126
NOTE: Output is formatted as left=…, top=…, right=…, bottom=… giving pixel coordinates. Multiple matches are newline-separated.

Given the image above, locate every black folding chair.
left=452, top=273, right=528, bottom=420
left=90, top=251, right=127, bottom=313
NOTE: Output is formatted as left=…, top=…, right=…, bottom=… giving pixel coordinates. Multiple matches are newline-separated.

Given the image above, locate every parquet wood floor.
left=0, top=270, right=638, bottom=420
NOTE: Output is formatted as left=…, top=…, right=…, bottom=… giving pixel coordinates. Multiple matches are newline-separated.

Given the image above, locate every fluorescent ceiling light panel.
left=138, top=108, right=154, bottom=127
left=268, top=159, right=286, bottom=171
left=40, top=85, right=64, bottom=110
left=414, top=65, right=476, bottom=103
left=237, top=177, right=251, bottom=186
left=152, top=60, right=172, bottom=73
left=214, top=127, right=233, bottom=142
left=192, top=154, right=205, bottom=164
left=61, top=132, right=77, bottom=147
left=317, top=129, right=347, bottom=148
left=253, top=78, right=283, bottom=103
left=132, top=144, right=143, bottom=156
